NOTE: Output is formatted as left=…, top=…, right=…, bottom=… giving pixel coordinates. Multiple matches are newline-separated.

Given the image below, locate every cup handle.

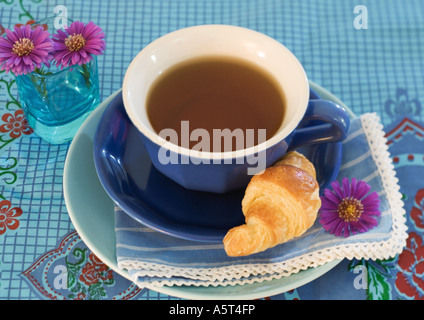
left=288, top=99, right=351, bottom=151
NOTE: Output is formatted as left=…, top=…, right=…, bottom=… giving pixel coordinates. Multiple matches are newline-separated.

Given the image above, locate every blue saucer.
left=93, top=87, right=342, bottom=242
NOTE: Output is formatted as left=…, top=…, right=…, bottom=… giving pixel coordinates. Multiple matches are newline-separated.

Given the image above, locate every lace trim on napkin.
left=118, top=113, right=408, bottom=288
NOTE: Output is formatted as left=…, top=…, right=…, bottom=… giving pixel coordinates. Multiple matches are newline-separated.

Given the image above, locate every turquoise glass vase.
left=15, top=57, right=100, bottom=144
left=13, top=16, right=101, bottom=144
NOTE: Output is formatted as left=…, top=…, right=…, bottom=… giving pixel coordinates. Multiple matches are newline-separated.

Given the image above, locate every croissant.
left=223, top=151, right=321, bottom=257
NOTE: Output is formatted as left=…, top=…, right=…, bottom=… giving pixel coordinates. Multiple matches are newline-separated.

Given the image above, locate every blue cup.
left=123, top=25, right=350, bottom=193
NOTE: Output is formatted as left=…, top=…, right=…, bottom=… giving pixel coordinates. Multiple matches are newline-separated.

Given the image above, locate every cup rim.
left=123, top=24, right=310, bottom=160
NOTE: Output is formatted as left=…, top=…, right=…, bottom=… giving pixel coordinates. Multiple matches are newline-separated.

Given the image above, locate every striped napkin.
left=115, top=113, right=407, bottom=287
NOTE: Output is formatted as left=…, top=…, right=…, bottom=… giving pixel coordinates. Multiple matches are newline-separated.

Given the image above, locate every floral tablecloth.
left=0, top=0, right=423, bottom=300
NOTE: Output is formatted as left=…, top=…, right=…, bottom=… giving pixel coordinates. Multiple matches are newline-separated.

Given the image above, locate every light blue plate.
left=63, top=82, right=350, bottom=300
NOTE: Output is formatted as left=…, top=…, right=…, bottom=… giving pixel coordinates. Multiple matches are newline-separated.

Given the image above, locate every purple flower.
left=319, top=177, right=381, bottom=237
left=0, top=25, right=53, bottom=75
left=51, top=21, right=105, bottom=68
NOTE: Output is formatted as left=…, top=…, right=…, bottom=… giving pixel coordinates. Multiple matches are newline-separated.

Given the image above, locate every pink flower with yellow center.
left=0, top=25, right=53, bottom=75
left=319, top=177, right=381, bottom=237
left=51, top=21, right=105, bottom=68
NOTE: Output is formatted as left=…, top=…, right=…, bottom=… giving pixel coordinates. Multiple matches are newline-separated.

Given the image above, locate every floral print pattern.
left=385, top=88, right=422, bottom=118
left=22, top=232, right=142, bottom=300
left=395, top=232, right=424, bottom=300
left=0, top=199, right=23, bottom=235
left=67, top=248, right=116, bottom=300
left=0, top=109, right=33, bottom=138
left=79, top=253, right=114, bottom=287
left=411, top=189, right=424, bottom=232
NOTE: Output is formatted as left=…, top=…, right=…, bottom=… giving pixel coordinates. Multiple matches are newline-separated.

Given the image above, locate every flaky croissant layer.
left=223, top=151, right=321, bottom=257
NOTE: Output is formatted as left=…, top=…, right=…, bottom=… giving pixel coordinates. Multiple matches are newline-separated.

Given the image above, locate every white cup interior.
left=123, top=25, right=309, bottom=160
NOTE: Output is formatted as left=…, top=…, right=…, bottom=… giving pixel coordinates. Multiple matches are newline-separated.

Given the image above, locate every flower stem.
left=81, top=63, right=91, bottom=88
left=30, top=67, right=51, bottom=101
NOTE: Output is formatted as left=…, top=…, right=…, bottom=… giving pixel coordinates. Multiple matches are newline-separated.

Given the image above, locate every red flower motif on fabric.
left=15, top=20, right=48, bottom=31
left=0, top=24, right=5, bottom=35
left=23, top=231, right=140, bottom=300
left=395, top=232, right=424, bottom=300
left=74, top=292, right=87, bottom=300
left=411, top=189, right=424, bottom=231
left=0, top=109, right=33, bottom=139
left=0, top=199, right=23, bottom=235
left=79, top=253, right=113, bottom=286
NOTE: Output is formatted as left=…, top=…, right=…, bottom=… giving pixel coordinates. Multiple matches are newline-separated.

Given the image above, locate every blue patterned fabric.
left=1, top=0, right=423, bottom=300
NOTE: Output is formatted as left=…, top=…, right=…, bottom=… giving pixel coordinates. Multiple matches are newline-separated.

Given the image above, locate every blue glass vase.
left=15, top=56, right=100, bottom=144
